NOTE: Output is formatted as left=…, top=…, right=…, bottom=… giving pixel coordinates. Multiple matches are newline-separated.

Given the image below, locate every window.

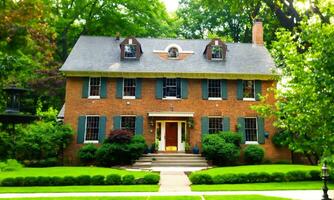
left=208, top=80, right=221, bottom=98
left=123, top=78, right=136, bottom=97
left=85, top=116, right=99, bottom=142
left=124, top=44, right=136, bottom=58
left=121, top=116, right=136, bottom=134
left=163, top=78, right=181, bottom=98
left=89, top=77, right=101, bottom=97
left=208, top=117, right=223, bottom=134
left=243, top=80, right=255, bottom=99
left=211, top=46, right=223, bottom=59
left=245, top=118, right=258, bottom=142
left=168, top=47, right=179, bottom=58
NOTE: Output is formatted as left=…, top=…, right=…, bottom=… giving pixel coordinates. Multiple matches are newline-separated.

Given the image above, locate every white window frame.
left=88, top=77, right=101, bottom=99
left=84, top=115, right=100, bottom=144
left=122, top=78, right=136, bottom=99
left=244, top=117, right=258, bottom=144
left=124, top=44, right=137, bottom=59
left=207, top=79, right=222, bottom=100
left=243, top=80, right=256, bottom=101
left=120, top=115, right=136, bottom=134
left=162, top=78, right=181, bottom=100
left=211, top=45, right=223, bottom=60
left=208, top=116, right=224, bottom=134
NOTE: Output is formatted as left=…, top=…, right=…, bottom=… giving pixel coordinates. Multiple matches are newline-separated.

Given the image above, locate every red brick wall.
left=63, top=77, right=291, bottom=164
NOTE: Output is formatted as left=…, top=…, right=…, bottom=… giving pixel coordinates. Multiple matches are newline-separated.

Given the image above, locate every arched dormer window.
left=203, top=38, right=227, bottom=61
left=168, top=47, right=179, bottom=58
left=120, top=37, right=143, bottom=60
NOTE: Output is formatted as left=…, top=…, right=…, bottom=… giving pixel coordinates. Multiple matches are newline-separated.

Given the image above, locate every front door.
left=165, top=122, right=178, bottom=150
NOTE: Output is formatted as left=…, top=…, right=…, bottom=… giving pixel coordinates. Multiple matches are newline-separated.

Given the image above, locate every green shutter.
left=82, top=77, right=89, bottom=98
left=237, top=80, right=243, bottom=100
left=77, top=116, right=86, bottom=144
left=100, top=78, right=107, bottom=98
left=237, top=117, right=245, bottom=144
left=221, top=79, right=228, bottom=100
left=223, top=117, right=230, bottom=131
left=155, top=78, right=163, bottom=99
left=135, top=116, right=144, bottom=135
left=255, top=80, right=262, bottom=101
left=257, top=117, right=265, bottom=144
left=98, top=116, right=106, bottom=143
left=202, top=79, right=208, bottom=100
left=181, top=79, right=188, bottom=99
left=135, top=78, right=142, bottom=99
left=116, top=78, right=123, bottom=99
left=113, top=116, right=121, bottom=130
left=201, top=116, right=209, bottom=135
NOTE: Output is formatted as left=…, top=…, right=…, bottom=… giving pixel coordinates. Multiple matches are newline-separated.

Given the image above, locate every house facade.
left=60, top=21, right=291, bottom=163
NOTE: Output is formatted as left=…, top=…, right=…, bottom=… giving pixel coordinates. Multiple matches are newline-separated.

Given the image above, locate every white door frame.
left=155, top=120, right=186, bottom=152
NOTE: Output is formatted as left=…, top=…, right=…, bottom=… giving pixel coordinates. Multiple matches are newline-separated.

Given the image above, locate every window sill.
left=243, top=98, right=256, bottom=101
left=162, top=97, right=181, bottom=100
left=88, top=96, right=100, bottom=99
left=84, top=140, right=99, bottom=144
left=245, top=141, right=259, bottom=144
left=208, top=97, right=222, bottom=100
left=123, top=96, right=136, bottom=99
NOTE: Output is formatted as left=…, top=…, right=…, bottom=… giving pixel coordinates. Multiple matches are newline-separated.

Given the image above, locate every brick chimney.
left=252, top=19, right=263, bottom=45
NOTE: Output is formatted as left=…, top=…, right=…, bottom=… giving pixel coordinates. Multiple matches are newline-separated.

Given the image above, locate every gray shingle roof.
left=60, top=36, right=276, bottom=78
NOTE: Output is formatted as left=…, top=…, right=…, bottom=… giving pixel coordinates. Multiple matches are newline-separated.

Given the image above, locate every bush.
left=189, top=174, right=213, bottom=184
left=122, top=175, right=135, bottom=185
left=1, top=178, right=16, bottom=186
left=271, top=172, right=286, bottom=182
left=91, top=175, right=105, bottom=185
left=143, top=174, right=160, bottom=184
left=0, top=159, right=23, bottom=171
left=63, top=176, right=76, bottom=185
left=105, top=174, right=122, bottom=185
left=0, top=132, right=12, bottom=160
left=76, top=175, right=91, bottom=185
left=202, top=134, right=240, bottom=166
left=309, top=170, right=321, bottom=181
left=23, top=177, right=38, bottom=186
left=218, top=131, right=242, bottom=146
left=135, top=178, right=145, bottom=185
left=36, top=176, right=52, bottom=186
left=105, top=130, right=133, bottom=144
left=285, top=171, right=310, bottom=182
left=243, top=145, right=265, bottom=164
left=50, top=176, right=64, bottom=186
left=78, top=144, right=97, bottom=165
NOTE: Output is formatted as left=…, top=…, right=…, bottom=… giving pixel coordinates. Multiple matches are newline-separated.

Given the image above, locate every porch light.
left=149, top=119, right=154, bottom=127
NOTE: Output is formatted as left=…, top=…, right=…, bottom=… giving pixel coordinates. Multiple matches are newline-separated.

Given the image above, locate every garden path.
left=159, top=171, right=191, bottom=192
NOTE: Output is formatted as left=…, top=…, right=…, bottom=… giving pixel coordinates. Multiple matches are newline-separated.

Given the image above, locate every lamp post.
left=322, top=162, right=332, bottom=200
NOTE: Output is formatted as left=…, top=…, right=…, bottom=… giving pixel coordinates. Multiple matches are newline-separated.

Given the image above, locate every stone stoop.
left=132, top=153, right=208, bottom=168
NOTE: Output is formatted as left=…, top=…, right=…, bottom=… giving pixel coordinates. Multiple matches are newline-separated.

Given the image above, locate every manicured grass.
left=0, top=167, right=155, bottom=180
left=6, top=195, right=290, bottom=200
left=191, top=181, right=330, bottom=191
left=0, top=185, right=159, bottom=193
left=193, top=164, right=319, bottom=176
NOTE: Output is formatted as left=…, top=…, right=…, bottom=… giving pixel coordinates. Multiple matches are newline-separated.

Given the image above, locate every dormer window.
left=124, top=44, right=136, bottom=58
left=168, top=47, right=179, bottom=58
left=203, top=38, right=227, bottom=61
left=211, top=46, right=223, bottom=59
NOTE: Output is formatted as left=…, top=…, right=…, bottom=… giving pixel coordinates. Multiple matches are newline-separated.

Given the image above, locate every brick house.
left=60, top=21, right=290, bottom=163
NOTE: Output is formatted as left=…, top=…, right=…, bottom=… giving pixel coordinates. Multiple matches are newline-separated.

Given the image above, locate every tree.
left=253, top=21, right=334, bottom=165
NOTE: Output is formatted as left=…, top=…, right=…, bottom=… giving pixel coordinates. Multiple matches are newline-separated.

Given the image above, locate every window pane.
left=85, top=116, right=99, bottom=141
left=121, top=116, right=136, bottom=134
left=89, top=78, right=101, bottom=96
left=208, top=118, right=223, bottom=134
left=125, top=45, right=136, bottom=58
left=243, top=80, right=255, bottom=98
left=123, top=78, right=136, bottom=96
left=245, top=118, right=257, bottom=141
left=208, top=80, right=221, bottom=98
left=168, top=47, right=179, bottom=58
left=163, top=78, right=180, bottom=98
left=212, top=46, right=223, bottom=59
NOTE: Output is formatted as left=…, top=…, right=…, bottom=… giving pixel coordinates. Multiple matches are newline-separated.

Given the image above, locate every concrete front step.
left=138, top=157, right=206, bottom=161
left=151, top=162, right=208, bottom=167
left=143, top=153, right=202, bottom=157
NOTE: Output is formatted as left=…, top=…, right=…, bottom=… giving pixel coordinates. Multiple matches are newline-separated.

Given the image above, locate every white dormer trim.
left=153, top=43, right=194, bottom=54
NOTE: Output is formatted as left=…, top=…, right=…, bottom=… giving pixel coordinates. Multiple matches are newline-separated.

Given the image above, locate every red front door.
left=165, top=122, right=178, bottom=149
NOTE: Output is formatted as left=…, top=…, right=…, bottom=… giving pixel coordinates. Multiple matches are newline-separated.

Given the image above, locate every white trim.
left=88, top=96, right=100, bottom=99
left=243, top=98, right=256, bottom=101
left=162, top=97, right=181, bottom=100
left=122, top=78, right=136, bottom=99
left=164, top=44, right=183, bottom=52
left=123, top=96, right=135, bottom=99
left=84, top=140, right=99, bottom=144
left=244, top=117, right=258, bottom=143
left=83, top=115, right=100, bottom=143
left=148, top=112, right=194, bottom=117
left=155, top=120, right=186, bottom=152
left=242, top=80, right=256, bottom=100
left=208, top=97, right=222, bottom=100
left=245, top=141, right=259, bottom=144
left=88, top=77, right=101, bottom=98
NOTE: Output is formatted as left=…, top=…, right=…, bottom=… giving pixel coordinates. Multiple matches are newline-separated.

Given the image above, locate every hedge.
left=1, top=174, right=160, bottom=187
left=189, top=170, right=321, bottom=184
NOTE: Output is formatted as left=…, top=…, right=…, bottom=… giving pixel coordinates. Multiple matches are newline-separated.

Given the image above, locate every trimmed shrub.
left=309, top=170, right=321, bottom=181
left=218, top=131, right=242, bottom=146
left=122, top=175, right=135, bottom=185
left=285, top=171, right=310, bottom=182
left=243, top=145, right=265, bottom=164
left=50, top=176, right=64, bottom=186
left=0, top=159, right=23, bottom=171
left=91, top=175, right=105, bottom=185
left=1, top=178, right=16, bottom=186
left=23, top=177, right=38, bottom=186
left=76, top=175, right=91, bottom=185
left=189, top=174, right=212, bottom=184
left=271, top=172, right=286, bottom=182
left=105, top=174, right=122, bottom=185
left=36, top=176, right=51, bottom=186
left=78, top=144, right=97, bottom=165
left=63, top=176, right=76, bottom=185
left=143, top=174, right=160, bottom=184
left=135, top=178, right=145, bottom=185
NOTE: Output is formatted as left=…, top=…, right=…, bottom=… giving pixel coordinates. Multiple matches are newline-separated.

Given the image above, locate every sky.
left=161, top=0, right=179, bottom=12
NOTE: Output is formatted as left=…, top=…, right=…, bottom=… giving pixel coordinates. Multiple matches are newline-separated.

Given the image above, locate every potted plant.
left=192, top=144, right=199, bottom=154
left=185, top=142, right=191, bottom=153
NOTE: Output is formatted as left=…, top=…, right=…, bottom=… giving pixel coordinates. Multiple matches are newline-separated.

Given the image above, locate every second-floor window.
left=163, top=78, right=181, bottom=98
left=208, top=117, right=223, bottom=134
left=85, top=116, right=99, bottom=142
left=123, top=78, right=136, bottom=97
left=124, top=44, right=136, bottom=58
left=211, top=46, right=223, bottom=59
left=89, top=77, right=101, bottom=97
left=208, top=80, right=221, bottom=98
left=121, top=116, right=136, bottom=134
left=243, top=80, right=255, bottom=99
left=245, top=117, right=258, bottom=142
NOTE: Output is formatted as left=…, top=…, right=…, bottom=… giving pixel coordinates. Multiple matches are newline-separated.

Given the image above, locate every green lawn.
left=0, top=185, right=159, bottom=193
left=191, top=181, right=329, bottom=191
left=0, top=167, right=155, bottom=180
left=193, top=164, right=320, bottom=176
left=7, top=195, right=291, bottom=200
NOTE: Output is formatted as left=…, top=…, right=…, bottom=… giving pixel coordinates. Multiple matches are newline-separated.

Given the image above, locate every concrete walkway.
left=159, top=171, right=191, bottom=192
left=0, top=190, right=329, bottom=200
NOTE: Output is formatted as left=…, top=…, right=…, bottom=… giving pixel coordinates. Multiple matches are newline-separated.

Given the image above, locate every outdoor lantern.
left=322, top=163, right=329, bottom=178
left=321, top=162, right=331, bottom=200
